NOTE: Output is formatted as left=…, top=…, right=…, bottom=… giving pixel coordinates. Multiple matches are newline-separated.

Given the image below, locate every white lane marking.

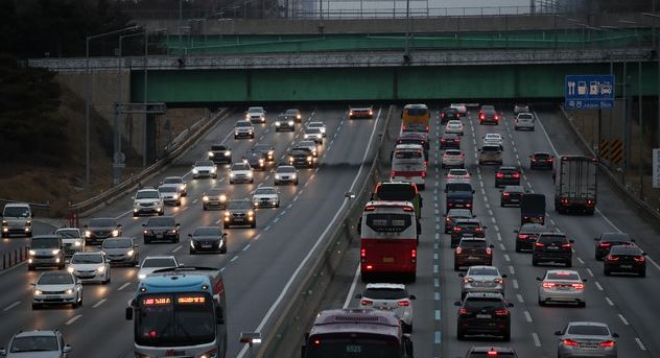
left=577, top=257, right=585, bottom=264
left=3, top=301, right=20, bottom=311
left=343, top=264, right=362, bottom=309
left=504, top=254, right=510, bottom=262
left=230, top=256, right=238, bottom=263
left=497, top=233, right=502, bottom=241
left=636, top=338, right=647, bottom=351
left=647, top=256, right=660, bottom=271
left=118, top=282, right=131, bottom=291
left=605, top=297, right=614, bottom=306
left=243, top=244, right=251, bottom=252
left=532, top=332, right=541, bottom=347
left=66, top=315, right=82, bottom=325
left=239, top=106, right=383, bottom=358
left=499, top=243, right=506, bottom=251
left=273, top=217, right=280, bottom=223
left=512, top=279, right=519, bottom=290
left=490, top=217, right=496, bottom=224
left=595, top=282, right=603, bottom=291
left=524, top=311, right=532, bottom=323
left=509, top=266, right=515, bottom=274
left=586, top=268, right=594, bottom=277
left=618, top=314, right=629, bottom=325
left=516, top=293, right=524, bottom=303
left=93, top=298, right=107, bottom=308
left=172, top=245, right=182, bottom=253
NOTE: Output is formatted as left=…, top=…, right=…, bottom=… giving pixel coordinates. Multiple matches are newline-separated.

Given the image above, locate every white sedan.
left=446, top=168, right=471, bottom=184
left=252, top=187, right=280, bottom=208
left=445, top=120, right=464, bottom=136
left=482, top=133, right=503, bottom=148
left=537, top=269, right=587, bottom=307
left=192, top=160, right=217, bottom=179
left=137, top=255, right=180, bottom=281
left=229, top=162, right=254, bottom=184
left=67, top=252, right=111, bottom=284
left=32, top=271, right=83, bottom=309
left=307, top=121, right=327, bottom=137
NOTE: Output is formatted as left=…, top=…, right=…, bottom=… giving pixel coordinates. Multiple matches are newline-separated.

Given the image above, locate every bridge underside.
left=131, top=62, right=654, bottom=104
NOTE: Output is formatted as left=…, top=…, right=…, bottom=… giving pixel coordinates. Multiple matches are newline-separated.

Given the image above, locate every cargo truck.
left=520, top=193, right=546, bottom=225
left=554, top=156, right=597, bottom=215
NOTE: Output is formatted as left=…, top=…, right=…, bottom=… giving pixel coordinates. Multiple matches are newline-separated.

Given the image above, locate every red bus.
left=358, top=201, right=419, bottom=282
left=301, top=308, right=414, bottom=358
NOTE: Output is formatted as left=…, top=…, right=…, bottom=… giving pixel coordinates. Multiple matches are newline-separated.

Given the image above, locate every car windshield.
left=363, top=287, right=409, bottom=300
left=308, top=122, right=323, bottom=128
left=518, top=113, right=534, bottom=119
left=468, top=267, right=498, bottom=276
left=459, top=240, right=487, bottom=248
left=449, top=170, right=468, bottom=176
left=254, top=145, right=272, bottom=151
left=142, top=258, right=177, bottom=268
left=31, top=237, right=59, bottom=249
left=236, top=121, right=251, bottom=127
left=71, top=254, right=103, bottom=264
left=255, top=188, right=276, bottom=195
left=610, top=246, right=642, bottom=255
left=158, top=186, right=177, bottom=193
left=306, top=128, right=322, bottom=134
left=277, top=167, right=296, bottom=173
left=445, top=150, right=462, bottom=156
left=449, top=210, right=472, bottom=218
left=285, top=109, right=299, bottom=115
left=567, top=325, right=610, bottom=336
left=248, top=107, right=263, bottom=113
left=10, top=336, right=58, bottom=353
left=540, top=235, right=567, bottom=244
left=534, top=153, right=551, bottom=159
left=102, top=239, right=132, bottom=249
left=228, top=201, right=253, bottom=210
left=136, top=191, right=160, bottom=199
left=38, top=272, right=73, bottom=285
left=3, top=206, right=30, bottom=217
left=193, top=227, right=222, bottom=236
left=376, top=184, right=416, bottom=201
left=210, top=145, right=227, bottom=151
left=55, top=229, right=80, bottom=238
left=195, top=161, right=213, bottom=167
left=163, top=177, right=182, bottom=184
left=88, top=218, right=116, bottom=227
left=291, top=149, right=310, bottom=155
left=146, top=218, right=175, bottom=227
left=232, top=164, right=250, bottom=171
left=521, top=224, right=546, bottom=233
left=207, top=189, right=225, bottom=196
left=547, top=272, right=580, bottom=281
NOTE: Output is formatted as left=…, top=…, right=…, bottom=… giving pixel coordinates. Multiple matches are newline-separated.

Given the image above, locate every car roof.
left=459, top=237, right=487, bottom=242
left=599, top=232, right=632, bottom=240
left=498, top=166, right=519, bottom=170
left=566, top=321, right=610, bottom=328
left=447, top=120, right=462, bottom=124
left=443, top=133, right=459, bottom=137
left=609, top=245, right=642, bottom=254
left=277, top=165, right=296, bottom=170
left=12, top=330, right=60, bottom=338
left=143, top=255, right=177, bottom=261
left=503, top=185, right=524, bottom=191
left=468, top=346, right=516, bottom=353
left=365, top=283, right=406, bottom=290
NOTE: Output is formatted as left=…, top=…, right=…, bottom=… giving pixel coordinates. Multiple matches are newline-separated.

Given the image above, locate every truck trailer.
left=554, top=156, right=597, bottom=215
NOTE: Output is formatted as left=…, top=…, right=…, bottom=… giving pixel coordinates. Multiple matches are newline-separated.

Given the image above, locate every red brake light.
left=571, top=283, right=585, bottom=290
left=562, top=243, right=572, bottom=248
left=422, top=171, right=426, bottom=178
left=496, top=173, right=504, bottom=178
left=635, top=256, right=646, bottom=262
left=513, top=173, right=520, bottom=178
left=445, top=217, right=451, bottom=222
left=397, top=300, right=410, bottom=307
left=391, top=171, right=397, bottom=179
left=518, top=234, right=529, bottom=239
left=487, top=350, right=498, bottom=356
left=364, top=205, right=376, bottom=211
left=503, top=192, right=510, bottom=197
left=535, top=242, right=546, bottom=247
left=455, top=247, right=463, bottom=254
left=411, top=249, right=417, bottom=259
left=361, top=299, right=373, bottom=306
left=402, top=206, right=414, bottom=212
left=475, top=227, right=484, bottom=232
left=600, top=341, right=615, bottom=348
left=606, top=256, right=619, bottom=261
left=454, top=227, right=462, bottom=231
left=599, top=243, right=611, bottom=247
left=459, top=308, right=469, bottom=314
left=494, top=308, right=509, bottom=316
left=563, top=339, right=579, bottom=347
left=542, top=282, right=556, bottom=289
left=441, top=113, right=446, bottom=118
left=360, top=249, right=366, bottom=258
left=480, top=114, right=485, bottom=120
left=486, top=247, right=492, bottom=255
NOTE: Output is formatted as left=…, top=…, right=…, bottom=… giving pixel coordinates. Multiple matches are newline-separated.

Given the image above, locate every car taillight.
left=518, top=234, right=529, bottom=239
left=422, top=171, right=426, bottom=178
left=542, top=282, right=556, bottom=288
left=455, top=247, right=463, bottom=254
left=454, top=227, right=462, bottom=232
left=600, top=341, right=615, bottom=348
left=361, top=249, right=366, bottom=258
left=425, top=125, right=429, bottom=132
left=547, top=158, right=554, bottom=162
left=503, top=192, right=510, bottom=197
left=445, top=217, right=451, bottom=222
left=562, top=339, right=580, bottom=347
left=487, top=350, right=498, bottom=356
left=493, top=278, right=503, bottom=284
left=571, top=283, right=585, bottom=290
left=606, top=256, right=619, bottom=261
left=411, top=249, right=417, bottom=259
left=599, top=243, right=611, bottom=247
left=361, top=299, right=373, bottom=306
left=513, top=173, right=520, bottom=178
left=459, top=308, right=469, bottom=315
left=441, top=139, right=446, bottom=142
left=391, top=171, right=397, bottom=179
left=634, top=256, right=646, bottom=262
left=441, top=113, right=446, bottom=118
left=486, top=247, right=492, bottom=255
left=496, top=173, right=504, bottom=178
left=494, top=309, right=509, bottom=316
left=535, top=242, right=546, bottom=247
left=562, top=243, right=572, bottom=248
left=494, top=115, right=500, bottom=120
left=397, top=300, right=410, bottom=307
left=466, top=202, right=472, bottom=208
left=475, top=227, right=484, bottom=232
left=459, top=154, right=464, bottom=158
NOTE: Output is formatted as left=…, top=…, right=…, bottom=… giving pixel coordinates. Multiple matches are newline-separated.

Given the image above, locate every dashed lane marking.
left=516, top=293, right=524, bottom=303
left=172, top=245, right=182, bottom=253
left=524, top=311, right=532, bottom=323
left=66, top=315, right=82, bottom=325
left=118, top=282, right=131, bottom=291
left=618, top=314, right=629, bottom=325
left=636, top=338, right=647, bottom=351
left=3, top=301, right=20, bottom=311
left=606, top=297, right=614, bottom=306
left=93, top=298, right=107, bottom=308
left=586, top=268, right=594, bottom=277
left=512, top=279, right=519, bottom=290
left=595, top=282, right=603, bottom=291
left=532, top=333, right=541, bottom=347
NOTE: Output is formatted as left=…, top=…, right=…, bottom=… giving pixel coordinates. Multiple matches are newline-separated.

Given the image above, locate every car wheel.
left=189, top=248, right=196, bottom=255
left=28, top=265, right=34, bottom=271
left=230, top=180, right=234, bottom=184
left=502, top=329, right=511, bottom=342
left=538, top=297, right=545, bottom=306
left=295, top=180, right=299, bottom=185
left=251, top=222, right=256, bottom=228
left=234, top=135, right=238, bottom=139
left=144, top=238, right=151, bottom=245
left=133, top=212, right=139, bottom=217
left=578, top=301, right=586, bottom=308
left=565, top=260, right=572, bottom=268
left=203, top=205, right=208, bottom=211
left=604, top=269, right=611, bottom=276
left=32, top=303, right=40, bottom=310
left=159, top=212, right=164, bottom=216
left=500, top=202, right=504, bottom=207
left=104, top=274, right=111, bottom=285
left=221, top=245, right=227, bottom=254
left=454, top=264, right=460, bottom=271
left=515, top=242, right=522, bottom=252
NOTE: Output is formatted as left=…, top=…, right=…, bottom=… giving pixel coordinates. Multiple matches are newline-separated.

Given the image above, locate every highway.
left=322, top=105, right=660, bottom=358
left=0, top=105, right=387, bottom=357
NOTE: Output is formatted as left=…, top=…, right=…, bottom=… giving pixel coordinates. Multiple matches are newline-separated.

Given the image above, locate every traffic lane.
left=0, top=221, right=60, bottom=257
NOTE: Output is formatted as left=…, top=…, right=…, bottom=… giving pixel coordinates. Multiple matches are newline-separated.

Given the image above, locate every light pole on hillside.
left=85, top=25, right=141, bottom=191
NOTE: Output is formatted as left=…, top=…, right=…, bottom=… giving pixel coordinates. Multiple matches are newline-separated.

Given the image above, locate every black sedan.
left=440, top=133, right=461, bottom=150
left=500, top=185, right=525, bottom=207
left=189, top=226, right=227, bottom=254
left=604, top=245, right=646, bottom=277
left=84, top=217, right=122, bottom=245
left=530, top=152, right=554, bottom=170
left=513, top=223, right=546, bottom=252
left=594, top=232, right=635, bottom=261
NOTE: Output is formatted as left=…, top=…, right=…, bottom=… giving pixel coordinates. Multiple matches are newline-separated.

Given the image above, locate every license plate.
left=620, top=265, right=633, bottom=269
left=234, top=218, right=244, bottom=222
left=476, top=314, right=492, bottom=319
left=511, top=199, right=519, bottom=202
left=156, top=234, right=163, bottom=238
left=382, top=257, right=395, bottom=263
left=201, top=244, right=212, bottom=249
left=548, top=246, right=559, bottom=250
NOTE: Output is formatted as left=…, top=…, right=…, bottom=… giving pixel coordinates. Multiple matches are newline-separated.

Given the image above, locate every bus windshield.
left=366, top=213, right=412, bottom=233
left=135, top=293, right=216, bottom=346
left=306, top=336, right=401, bottom=358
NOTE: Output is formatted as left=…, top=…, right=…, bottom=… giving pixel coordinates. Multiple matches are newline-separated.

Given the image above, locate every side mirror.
left=142, top=224, right=146, bottom=227
left=536, top=277, right=542, bottom=281
left=135, top=264, right=140, bottom=268
left=569, top=239, right=575, bottom=243
left=612, top=332, right=619, bottom=338
left=454, top=301, right=462, bottom=306
left=642, top=252, right=648, bottom=256
left=501, top=274, right=508, bottom=278
left=62, top=345, right=72, bottom=354
left=458, top=273, right=465, bottom=277
left=593, top=237, right=600, bottom=241
left=554, top=330, right=562, bottom=336
left=582, top=278, right=588, bottom=282
left=188, top=234, right=193, bottom=238
left=30, top=283, right=36, bottom=287
left=631, top=238, right=636, bottom=242
left=178, top=263, right=185, bottom=267
left=409, top=294, right=416, bottom=300
left=65, top=260, right=70, bottom=264
left=507, top=302, right=514, bottom=307
left=117, top=224, right=122, bottom=228
left=489, top=244, right=495, bottom=248
left=514, top=230, right=519, bottom=233
left=176, top=223, right=181, bottom=227
left=222, top=233, right=228, bottom=238
left=134, top=244, right=139, bottom=248
left=84, top=225, right=88, bottom=228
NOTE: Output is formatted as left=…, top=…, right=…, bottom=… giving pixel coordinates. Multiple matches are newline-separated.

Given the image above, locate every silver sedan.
left=459, top=265, right=506, bottom=299
left=537, top=269, right=587, bottom=307
left=556, top=321, right=618, bottom=358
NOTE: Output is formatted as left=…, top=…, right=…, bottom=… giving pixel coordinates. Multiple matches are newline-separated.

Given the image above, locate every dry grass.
left=0, top=85, right=204, bottom=218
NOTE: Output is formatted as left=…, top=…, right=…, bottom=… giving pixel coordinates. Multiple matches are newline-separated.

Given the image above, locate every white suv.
left=133, top=188, right=164, bottom=217
left=355, top=283, right=416, bottom=333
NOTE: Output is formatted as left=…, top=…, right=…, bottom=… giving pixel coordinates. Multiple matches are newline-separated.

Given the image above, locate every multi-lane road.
left=2, top=103, right=660, bottom=358
left=0, top=105, right=386, bottom=357
left=323, top=105, right=660, bottom=358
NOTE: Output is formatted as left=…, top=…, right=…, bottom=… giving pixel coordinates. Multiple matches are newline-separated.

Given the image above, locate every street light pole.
left=84, top=25, right=141, bottom=191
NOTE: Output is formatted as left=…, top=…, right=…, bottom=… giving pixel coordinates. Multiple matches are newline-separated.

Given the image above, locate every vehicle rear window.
left=482, top=146, right=501, bottom=152
left=376, top=185, right=416, bottom=201
left=31, top=238, right=59, bottom=248
left=365, top=213, right=412, bottom=233
left=394, top=150, right=423, bottom=160
left=457, top=223, right=480, bottom=230
left=468, top=353, right=516, bottom=358
left=464, top=298, right=505, bottom=310
left=459, top=240, right=487, bottom=248
left=540, top=235, right=567, bottom=244
left=446, top=183, right=473, bottom=192
left=547, top=272, right=580, bottom=280
left=405, top=108, right=428, bottom=116
left=89, top=218, right=116, bottom=226
left=567, top=325, right=610, bottom=336
left=363, top=288, right=409, bottom=300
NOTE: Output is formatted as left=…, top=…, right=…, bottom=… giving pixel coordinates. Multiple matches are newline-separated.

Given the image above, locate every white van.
left=1, top=202, right=33, bottom=238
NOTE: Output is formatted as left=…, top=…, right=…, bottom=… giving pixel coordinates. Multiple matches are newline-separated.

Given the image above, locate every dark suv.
left=451, top=219, right=486, bottom=248
left=454, top=237, right=494, bottom=271
left=142, top=216, right=181, bottom=244
left=532, top=232, right=573, bottom=267
left=594, top=232, right=635, bottom=261
left=28, top=235, right=65, bottom=271
left=495, top=167, right=521, bottom=188
left=440, top=107, right=461, bottom=124
left=455, top=292, right=513, bottom=341
left=223, top=198, right=256, bottom=229
left=288, top=147, right=316, bottom=168
left=513, top=223, right=546, bottom=252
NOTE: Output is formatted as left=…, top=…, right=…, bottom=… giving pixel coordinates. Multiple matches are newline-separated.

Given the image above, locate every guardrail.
left=256, top=105, right=396, bottom=357
left=70, top=108, right=232, bottom=217
left=0, top=200, right=50, bottom=214
left=0, top=246, right=28, bottom=271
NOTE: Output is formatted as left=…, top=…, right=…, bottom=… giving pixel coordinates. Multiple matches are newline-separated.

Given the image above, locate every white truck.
left=554, top=156, right=597, bottom=215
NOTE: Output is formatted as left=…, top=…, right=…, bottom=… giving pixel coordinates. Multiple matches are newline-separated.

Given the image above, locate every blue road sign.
left=565, top=75, right=615, bottom=109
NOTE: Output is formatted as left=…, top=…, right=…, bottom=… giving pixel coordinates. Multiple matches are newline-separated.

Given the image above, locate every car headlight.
left=190, top=240, right=196, bottom=248
left=230, top=172, right=235, bottom=178
left=138, top=273, right=146, bottom=280
left=85, top=230, right=91, bottom=237
left=288, top=121, right=294, bottom=126
left=65, top=289, right=74, bottom=295
left=275, top=122, right=281, bottom=126
left=193, top=169, right=199, bottom=174
left=224, top=150, right=231, bottom=156
left=1, top=220, right=6, bottom=225
left=253, top=201, right=259, bottom=206
left=275, top=174, right=281, bottom=179
left=67, top=266, right=74, bottom=273
left=296, top=114, right=301, bottom=119
left=208, top=151, right=214, bottom=157
left=172, top=194, right=179, bottom=200
left=127, top=250, right=134, bottom=257
left=73, top=240, right=82, bottom=247
left=97, top=266, right=105, bottom=273
left=203, top=196, right=209, bottom=202
left=320, top=128, right=326, bottom=133
left=247, top=171, right=253, bottom=177
left=307, top=156, right=312, bottom=161
left=220, top=195, right=227, bottom=201
left=259, top=159, right=264, bottom=165
left=52, top=249, right=60, bottom=255
left=180, top=184, right=186, bottom=190
left=234, top=130, right=239, bottom=135
left=224, top=212, right=230, bottom=217
left=112, top=230, right=119, bottom=237
left=34, top=290, right=43, bottom=296
left=29, top=250, right=36, bottom=256
left=248, top=211, right=255, bottom=216
left=291, top=174, right=297, bottom=179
